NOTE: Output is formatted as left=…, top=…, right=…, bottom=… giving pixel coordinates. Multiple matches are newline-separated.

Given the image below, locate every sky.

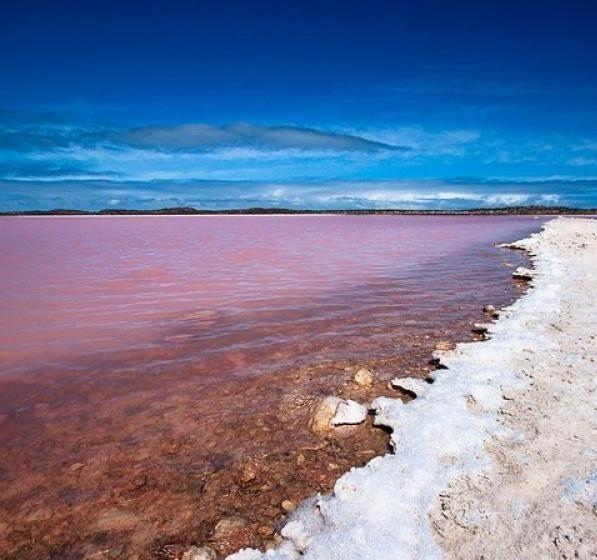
left=1, top=0, right=597, bottom=210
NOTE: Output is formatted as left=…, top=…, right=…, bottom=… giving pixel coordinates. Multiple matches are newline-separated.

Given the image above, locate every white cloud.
left=485, top=193, right=530, bottom=205
left=354, top=127, right=481, bottom=157
left=1, top=177, right=590, bottom=212
left=568, top=157, right=597, bottom=166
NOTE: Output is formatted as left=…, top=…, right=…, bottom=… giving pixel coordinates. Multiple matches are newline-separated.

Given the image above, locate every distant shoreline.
left=1, top=205, right=595, bottom=217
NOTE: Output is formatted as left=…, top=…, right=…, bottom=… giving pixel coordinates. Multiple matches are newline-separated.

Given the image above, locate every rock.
left=435, top=340, right=454, bottom=351
left=353, top=367, right=374, bottom=387
left=497, top=241, right=525, bottom=250
left=309, top=396, right=342, bottom=433
left=258, top=525, right=274, bottom=537
left=513, top=267, right=534, bottom=280
left=68, top=462, right=86, bottom=474
left=95, top=508, right=139, bottom=531
left=390, top=377, right=429, bottom=397
left=127, top=473, right=149, bottom=491
left=240, top=459, right=259, bottom=483
left=264, top=534, right=284, bottom=550
left=331, top=399, right=367, bottom=426
left=483, top=304, right=496, bottom=315
left=471, top=323, right=489, bottom=334
left=310, top=396, right=367, bottom=433
left=181, top=546, right=216, bottom=560
left=281, top=499, right=296, bottom=512
left=214, top=516, right=247, bottom=537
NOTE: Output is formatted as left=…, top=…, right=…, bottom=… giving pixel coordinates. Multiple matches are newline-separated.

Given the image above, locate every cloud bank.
left=118, top=123, right=401, bottom=152
left=1, top=177, right=595, bottom=212
left=1, top=110, right=596, bottom=210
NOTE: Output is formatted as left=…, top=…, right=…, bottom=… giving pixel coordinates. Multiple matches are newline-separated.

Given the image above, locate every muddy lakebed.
left=0, top=215, right=543, bottom=559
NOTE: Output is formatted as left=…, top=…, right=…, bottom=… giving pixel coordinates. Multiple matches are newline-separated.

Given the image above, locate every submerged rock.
left=239, top=459, right=260, bottom=483
left=435, top=340, right=454, bottom=351
left=214, top=515, right=247, bottom=538
left=182, top=546, right=216, bottom=560
left=353, top=367, right=374, bottom=387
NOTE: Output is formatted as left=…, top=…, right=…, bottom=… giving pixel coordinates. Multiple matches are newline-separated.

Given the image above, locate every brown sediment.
left=0, top=235, right=536, bottom=560
left=0, top=307, right=530, bottom=559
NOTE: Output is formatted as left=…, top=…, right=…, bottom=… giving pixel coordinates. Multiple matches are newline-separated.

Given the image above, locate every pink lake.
left=0, top=215, right=543, bottom=378
left=0, top=215, right=544, bottom=559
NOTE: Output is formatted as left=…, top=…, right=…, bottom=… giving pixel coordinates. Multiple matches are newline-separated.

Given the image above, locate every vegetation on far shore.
left=1, top=206, right=595, bottom=216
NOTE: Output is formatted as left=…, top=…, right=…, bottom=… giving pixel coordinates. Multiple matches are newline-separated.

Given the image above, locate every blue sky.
left=1, top=0, right=596, bottom=210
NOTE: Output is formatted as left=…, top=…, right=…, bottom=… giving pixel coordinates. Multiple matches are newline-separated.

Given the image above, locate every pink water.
left=0, top=215, right=542, bottom=379
left=0, top=215, right=544, bottom=558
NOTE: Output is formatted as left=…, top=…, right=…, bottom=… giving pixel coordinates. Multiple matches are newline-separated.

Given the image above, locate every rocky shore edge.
left=194, top=217, right=596, bottom=560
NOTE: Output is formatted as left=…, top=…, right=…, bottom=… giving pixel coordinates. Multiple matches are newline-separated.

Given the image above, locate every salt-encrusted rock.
left=497, top=241, right=526, bottom=250
left=483, top=304, right=496, bottom=315
left=435, top=340, right=454, bottom=351
left=472, top=323, right=489, bottom=334
left=310, top=396, right=367, bottom=432
left=309, top=396, right=342, bottom=433
left=390, top=377, right=429, bottom=397
left=182, top=546, right=216, bottom=560
left=353, top=367, right=374, bottom=387
left=214, top=515, right=247, bottom=537
left=331, top=399, right=367, bottom=426
left=371, top=396, right=405, bottom=428
left=513, top=266, right=535, bottom=280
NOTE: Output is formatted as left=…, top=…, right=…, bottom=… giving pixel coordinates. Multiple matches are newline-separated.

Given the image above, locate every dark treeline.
left=1, top=206, right=595, bottom=216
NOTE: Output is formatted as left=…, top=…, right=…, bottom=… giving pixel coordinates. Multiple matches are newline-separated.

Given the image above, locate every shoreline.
left=0, top=214, right=554, bottom=220
left=0, top=205, right=595, bottom=218
left=0, top=218, right=541, bottom=559
left=225, top=217, right=596, bottom=560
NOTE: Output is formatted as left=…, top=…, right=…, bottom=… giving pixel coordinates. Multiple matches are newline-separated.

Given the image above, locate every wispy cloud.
left=568, top=157, right=597, bottom=166
left=356, top=127, right=481, bottom=157
left=118, top=123, right=403, bottom=152
left=0, top=111, right=403, bottom=156
left=2, top=177, right=594, bottom=212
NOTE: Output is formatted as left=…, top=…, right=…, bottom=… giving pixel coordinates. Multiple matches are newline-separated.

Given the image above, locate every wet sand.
left=0, top=216, right=541, bottom=559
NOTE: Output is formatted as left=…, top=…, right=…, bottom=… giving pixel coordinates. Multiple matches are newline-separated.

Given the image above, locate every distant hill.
left=0, top=205, right=595, bottom=216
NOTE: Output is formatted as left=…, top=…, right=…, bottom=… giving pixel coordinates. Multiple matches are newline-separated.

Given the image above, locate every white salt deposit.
left=389, top=377, right=429, bottom=396
left=330, top=399, right=367, bottom=426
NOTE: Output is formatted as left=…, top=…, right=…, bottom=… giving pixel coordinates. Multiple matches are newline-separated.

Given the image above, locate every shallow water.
left=0, top=215, right=542, bottom=378
left=0, top=215, right=544, bottom=558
